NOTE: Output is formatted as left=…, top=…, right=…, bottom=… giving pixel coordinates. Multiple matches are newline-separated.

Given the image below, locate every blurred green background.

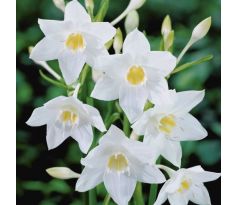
left=16, top=0, right=221, bottom=204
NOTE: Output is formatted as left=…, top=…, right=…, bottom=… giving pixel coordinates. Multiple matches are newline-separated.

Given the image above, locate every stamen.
left=65, top=33, right=86, bottom=52
left=177, top=179, right=191, bottom=193
left=107, top=153, right=129, bottom=172
left=127, top=65, right=145, bottom=85
left=159, top=114, right=176, bottom=134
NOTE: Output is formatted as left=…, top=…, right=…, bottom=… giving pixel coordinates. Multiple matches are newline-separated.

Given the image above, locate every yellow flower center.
left=60, top=111, right=78, bottom=124
left=107, top=153, right=129, bottom=172
left=177, top=179, right=191, bottom=193
left=65, top=33, right=85, bottom=52
left=127, top=65, right=145, bottom=85
left=159, top=115, right=176, bottom=134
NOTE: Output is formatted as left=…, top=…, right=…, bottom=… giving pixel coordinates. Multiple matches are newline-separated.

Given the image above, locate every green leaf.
left=105, top=113, right=121, bottom=129
left=195, top=140, right=221, bottom=166
left=48, top=179, right=71, bottom=194
left=171, top=54, right=213, bottom=75
left=95, top=0, right=109, bottom=21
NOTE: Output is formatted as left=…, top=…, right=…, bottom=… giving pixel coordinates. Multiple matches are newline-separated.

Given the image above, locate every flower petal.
left=123, top=29, right=150, bottom=55
left=83, top=22, right=116, bottom=44
left=189, top=184, right=211, bottom=205
left=132, top=162, right=166, bottom=184
left=46, top=124, right=69, bottom=150
left=173, top=90, right=205, bottom=115
left=90, top=75, right=120, bottom=101
left=140, top=51, right=176, bottom=77
left=84, top=104, right=106, bottom=132
left=174, top=113, right=208, bottom=141
left=168, top=192, right=188, bottom=205
left=30, top=37, right=63, bottom=61
left=119, top=84, right=148, bottom=123
left=58, top=50, right=86, bottom=85
left=72, top=124, right=93, bottom=154
left=147, top=78, right=169, bottom=104
left=154, top=181, right=170, bottom=205
left=64, top=0, right=91, bottom=23
left=26, top=106, right=53, bottom=126
left=38, top=19, right=71, bottom=36
left=76, top=167, right=103, bottom=192
left=104, top=172, right=136, bottom=205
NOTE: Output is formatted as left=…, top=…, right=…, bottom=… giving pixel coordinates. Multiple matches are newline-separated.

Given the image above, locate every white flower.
left=91, top=29, right=176, bottom=123
left=76, top=125, right=165, bottom=205
left=155, top=165, right=220, bottom=205
left=132, top=90, right=207, bottom=167
left=26, top=96, right=106, bottom=153
left=30, top=0, right=116, bottom=85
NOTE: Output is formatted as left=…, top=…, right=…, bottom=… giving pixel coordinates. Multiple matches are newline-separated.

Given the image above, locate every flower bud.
left=161, top=15, right=172, bottom=37
left=113, top=28, right=123, bottom=54
left=46, top=167, right=80, bottom=179
left=52, top=0, right=65, bottom=12
left=164, top=30, right=174, bottom=51
left=124, top=10, right=139, bottom=34
left=190, top=17, right=212, bottom=44
left=85, top=0, right=94, bottom=11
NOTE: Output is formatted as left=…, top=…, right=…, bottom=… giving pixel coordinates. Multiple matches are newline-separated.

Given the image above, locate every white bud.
left=124, top=10, right=139, bottom=34
left=113, top=28, right=123, bottom=54
left=190, top=17, right=212, bottom=44
left=130, top=130, right=139, bottom=140
left=53, top=0, right=65, bottom=12
left=161, top=15, right=172, bottom=37
left=164, top=30, right=174, bottom=51
left=46, top=167, right=80, bottom=179
left=85, top=0, right=94, bottom=14
left=177, top=17, right=212, bottom=64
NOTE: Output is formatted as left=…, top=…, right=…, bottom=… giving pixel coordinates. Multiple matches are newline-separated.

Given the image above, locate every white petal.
left=147, top=78, right=169, bottom=104
left=76, top=167, right=103, bottom=192
left=132, top=109, right=152, bottom=135
left=191, top=170, right=221, bottom=183
left=189, top=184, right=211, bottom=205
left=83, top=22, right=116, bottom=44
left=90, top=75, right=120, bottom=101
left=72, top=124, right=93, bottom=154
left=64, top=0, right=91, bottom=23
left=160, top=138, right=182, bottom=168
left=174, top=113, right=208, bottom=141
left=154, top=181, right=170, bottom=205
left=119, top=84, right=148, bottom=123
left=173, top=90, right=205, bottom=115
left=140, top=51, right=176, bottom=76
left=104, top=172, right=136, bottom=205
left=168, top=192, right=188, bottom=205
left=165, top=170, right=185, bottom=194
left=38, top=19, right=71, bottom=36
left=99, top=125, right=125, bottom=145
left=46, top=124, right=69, bottom=150
left=58, top=50, right=86, bottom=85
left=132, top=163, right=166, bottom=184
left=26, top=106, right=52, bottom=126
left=84, top=104, right=106, bottom=132
left=30, top=37, right=63, bottom=61
left=123, top=29, right=150, bottom=55
left=94, top=53, right=132, bottom=80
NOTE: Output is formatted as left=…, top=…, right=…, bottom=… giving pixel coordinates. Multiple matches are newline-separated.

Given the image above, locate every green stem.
left=89, top=189, right=97, bottom=205
left=123, top=114, right=130, bottom=137
left=103, top=194, right=111, bottom=205
left=148, top=184, right=158, bottom=205
left=134, top=182, right=144, bottom=205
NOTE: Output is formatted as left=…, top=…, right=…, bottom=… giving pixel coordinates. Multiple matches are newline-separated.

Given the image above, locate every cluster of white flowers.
left=26, top=0, right=220, bottom=204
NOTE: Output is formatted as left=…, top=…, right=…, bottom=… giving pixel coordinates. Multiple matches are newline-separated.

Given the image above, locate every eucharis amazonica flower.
left=30, top=0, right=116, bottom=85
left=76, top=125, right=165, bottom=205
left=132, top=90, right=207, bottom=167
left=155, top=165, right=220, bottom=205
left=91, top=29, right=176, bottom=123
left=26, top=96, right=106, bottom=153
